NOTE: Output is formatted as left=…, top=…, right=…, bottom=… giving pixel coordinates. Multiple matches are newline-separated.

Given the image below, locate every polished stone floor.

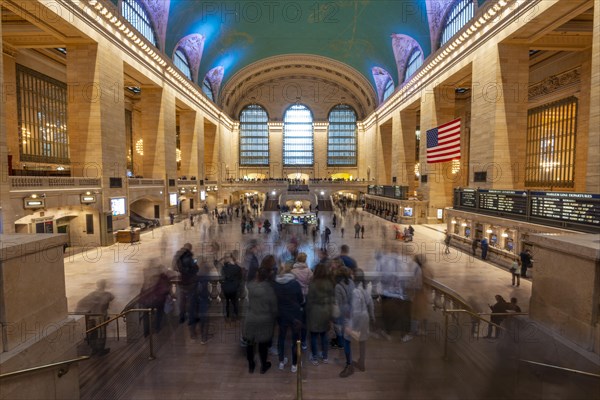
left=64, top=209, right=532, bottom=315
left=67, top=210, right=600, bottom=400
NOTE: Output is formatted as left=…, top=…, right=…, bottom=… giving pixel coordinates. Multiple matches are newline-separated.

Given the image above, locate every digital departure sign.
left=477, top=190, right=527, bottom=216
left=530, top=191, right=600, bottom=226
left=453, top=188, right=600, bottom=233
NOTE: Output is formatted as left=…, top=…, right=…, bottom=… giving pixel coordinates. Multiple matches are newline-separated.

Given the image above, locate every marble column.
left=394, top=108, right=418, bottom=194
left=471, top=44, right=529, bottom=189
left=587, top=4, right=600, bottom=192
left=268, top=122, right=283, bottom=178
left=313, top=123, right=328, bottom=179
left=138, top=87, right=177, bottom=181
left=419, top=84, right=456, bottom=218
left=0, top=16, right=9, bottom=233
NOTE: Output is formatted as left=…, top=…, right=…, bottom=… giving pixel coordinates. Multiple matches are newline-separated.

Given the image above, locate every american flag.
left=426, top=118, right=461, bottom=163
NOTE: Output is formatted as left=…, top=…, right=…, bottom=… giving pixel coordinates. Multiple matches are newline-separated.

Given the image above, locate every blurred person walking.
left=221, top=252, right=243, bottom=321
left=172, top=243, right=199, bottom=325
left=351, top=269, right=375, bottom=372
left=76, top=279, right=115, bottom=356
left=274, top=263, right=304, bottom=373
left=335, top=267, right=355, bottom=378
left=306, top=263, right=334, bottom=366
left=244, top=262, right=278, bottom=374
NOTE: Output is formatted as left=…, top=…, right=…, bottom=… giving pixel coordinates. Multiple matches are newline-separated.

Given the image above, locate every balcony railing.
left=9, top=176, right=102, bottom=191
left=128, top=178, right=165, bottom=187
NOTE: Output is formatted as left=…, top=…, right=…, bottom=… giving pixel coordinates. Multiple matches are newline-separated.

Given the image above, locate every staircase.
left=318, top=199, right=334, bottom=211
left=263, top=199, right=279, bottom=211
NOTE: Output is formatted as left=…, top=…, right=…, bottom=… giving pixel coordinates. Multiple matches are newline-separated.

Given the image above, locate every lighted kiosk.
left=281, top=200, right=317, bottom=225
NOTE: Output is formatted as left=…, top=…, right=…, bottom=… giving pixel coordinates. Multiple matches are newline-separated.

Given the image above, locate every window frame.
left=404, top=47, right=423, bottom=82
left=439, top=0, right=475, bottom=47
left=283, top=104, right=314, bottom=166
left=173, top=48, right=192, bottom=81
left=327, top=104, right=357, bottom=167
left=239, top=104, right=270, bottom=166
left=120, top=0, right=158, bottom=47
left=16, top=64, right=69, bottom=164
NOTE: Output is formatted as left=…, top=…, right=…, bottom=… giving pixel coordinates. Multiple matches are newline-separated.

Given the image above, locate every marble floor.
left=67, top=210, right=600, bottom=400
left=64, top=209, right=532, bottom=315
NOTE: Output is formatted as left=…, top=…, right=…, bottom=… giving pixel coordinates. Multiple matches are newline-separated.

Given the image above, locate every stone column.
left=179, top=110, right=198, bottom=178
left=313, top=122, right=328, bottom=179
left=0, top=17, right=9, bottom=233
left=419, top=84, right=456, bottom=218
left=587, top=4, right=600, bottom=192
left=67, top=43, right=127, bottom=232
left=394, top=109, right=418, bottom=194
left=376, top=121, right=393, bottom=185
left=268, top=122, right=283, bottom=178
left=138, top=87, right=177, bottom=181
left=471, top=44, right=529, bottom=189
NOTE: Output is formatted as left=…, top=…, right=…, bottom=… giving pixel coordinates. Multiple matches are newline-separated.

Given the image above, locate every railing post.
left=296, top=339, right=302, bottom=400
left=116, top=315, right=120, bottom=341
left=443, top=311, right=449, bottom=360
left=148, top=309, right=155, bottom=360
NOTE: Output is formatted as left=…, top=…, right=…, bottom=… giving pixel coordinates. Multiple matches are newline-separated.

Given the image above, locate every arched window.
left=404, top=47, right=423, bottom=82
left=383, top=79, right=394, bottom=101
left=440, top=0, right=474, bottom=46
left=239, top=105, right=269, bottom=166
left=328, top=105, right=357, bottom=166
left=173, top=49, right=192, bottom=81
left=202, top=78, right=214, bottom=101
left=121, top=0, right=158, bottom=47
left=283, top=104, right=313, bottom=166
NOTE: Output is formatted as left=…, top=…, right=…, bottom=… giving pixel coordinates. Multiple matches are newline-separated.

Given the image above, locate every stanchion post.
left=148, top=309, right=156, bottom=360
left=296, top=339, right=302, bottom=400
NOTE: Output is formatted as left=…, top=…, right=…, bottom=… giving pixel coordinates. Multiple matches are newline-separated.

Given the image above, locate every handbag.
left=332, top=301, right=341, bottom=319
left=344, top=324, right=361, bottom=341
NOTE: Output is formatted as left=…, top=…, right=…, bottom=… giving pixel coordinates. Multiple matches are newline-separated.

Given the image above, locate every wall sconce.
left=501, top=232, right=509, bottom=238
left=486, top=228, right=493, bottom=234
left=80, top=191, right=97, bottom=204
left=24, top=195, right=45, bottom=209
left=461, top=222, right=467, bottom=227
left=451, top=220, right=457, bottom=224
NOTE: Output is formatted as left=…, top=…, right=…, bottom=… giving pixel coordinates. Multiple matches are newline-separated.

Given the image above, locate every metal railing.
left=71, top=308, right=156, bottom=360
left=0, top=356, right=90, bottom=380
left=519, top=359, right=600, bottom=379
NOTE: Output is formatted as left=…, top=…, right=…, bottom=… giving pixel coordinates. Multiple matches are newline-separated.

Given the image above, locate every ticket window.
left=35, top=221, right=54, bottom=233
left=464, top=227, right=471, bottom=238
left=453, top=222, right=459, bottom=234
left=505, top=237, right=514, bottom=252
left=490, top=234, right=498, bottom=246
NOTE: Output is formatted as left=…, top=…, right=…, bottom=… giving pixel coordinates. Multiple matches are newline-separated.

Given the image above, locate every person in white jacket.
left=291, top=252, right=313, bottom=349
left=351, top=269, right=375, bottom=371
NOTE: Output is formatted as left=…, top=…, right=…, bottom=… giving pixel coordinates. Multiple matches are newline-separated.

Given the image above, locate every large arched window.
left=283, top=104, right=313, bottom=166
left=202, top=78, right=214, bottom=101
left=404, top=47, right=423, bottom=82
left=383, top=79, right=394, bottom=101
left=328, top=105, right=357, bottom=166
left=440, top=0, right=474, bottom=46
left=239, top=105, right=269, bottom=166
left=173, top=49, right=192, bottom=81
left=121, top=0, right=158, bottom=47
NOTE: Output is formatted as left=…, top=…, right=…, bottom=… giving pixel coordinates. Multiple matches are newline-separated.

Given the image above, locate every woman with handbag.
left=306, top=263, right=334, bottom=366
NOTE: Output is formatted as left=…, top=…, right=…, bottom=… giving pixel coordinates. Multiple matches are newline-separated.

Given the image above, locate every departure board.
left=530, top=192, right=600, bottom=226
left=478, top=190, right=527, bottom=215
left=459, top=189, right=477, bottom=208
